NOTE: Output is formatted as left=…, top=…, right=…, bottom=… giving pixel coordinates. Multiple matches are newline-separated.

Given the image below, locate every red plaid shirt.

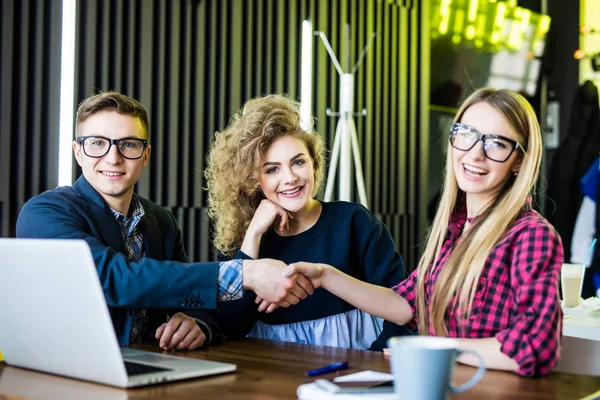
left=393, top=208, right=563, bottom=376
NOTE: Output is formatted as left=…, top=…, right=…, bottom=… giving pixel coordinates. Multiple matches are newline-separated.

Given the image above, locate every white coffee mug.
left=388, top=336, right=485, bottom=400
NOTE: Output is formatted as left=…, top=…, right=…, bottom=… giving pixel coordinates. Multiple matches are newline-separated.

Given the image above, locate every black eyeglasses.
left=449, top=122, right=519, bottom=163
left=76, top=136, right=149, bottom=160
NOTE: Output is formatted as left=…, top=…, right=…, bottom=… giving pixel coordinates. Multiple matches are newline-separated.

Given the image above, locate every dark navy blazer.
left=16, top=176, right=221, bottom=345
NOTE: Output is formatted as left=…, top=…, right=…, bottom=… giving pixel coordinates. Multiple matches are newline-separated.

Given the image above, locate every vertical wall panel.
left=418, top=1, right=431, bottom=245
left=166, top=2, right=180, bottom=207
left=16, top=2, right=30, bottom=207
left=193, top=1, right=207, bottom=206
left=30, top=3, right=43, bottom=194
left=372, top=1, right=383, bottom=212
left=362, top=0, right=375, bottom=211
left=99, top=1, right=110, bottom=87
left=216, top=1, right=227, bottom=125
left=398, top=6, right=409, bottom=215
left=408, top=5, right=419, bottom=238
left=286, top=0, right=299, bottom=96
left=229, top=1, right=243, bottom=113
left=180, top=2, right=192, bottom=207
left=242, top=1, right=253, bottom=100
left=153, top=0, right=167, bottom=204
left=136, top=0, right=155, bottom=198
left=389, top=9, right=398, bottom=215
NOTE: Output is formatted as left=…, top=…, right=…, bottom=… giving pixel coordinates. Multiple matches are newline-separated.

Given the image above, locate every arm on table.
left=456, top=337, right=519, bottom=371
left=493, top=223, right=563, bottom=377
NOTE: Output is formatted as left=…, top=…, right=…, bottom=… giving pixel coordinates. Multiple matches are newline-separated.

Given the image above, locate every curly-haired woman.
left=206, top=94, right=411, bottom=350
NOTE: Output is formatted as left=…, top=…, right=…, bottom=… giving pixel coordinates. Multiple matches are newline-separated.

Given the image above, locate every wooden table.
left=0, top=338, right=598, bottom=399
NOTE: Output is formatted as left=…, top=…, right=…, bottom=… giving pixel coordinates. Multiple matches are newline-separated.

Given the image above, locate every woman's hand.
left=285, top=262, right=329, bottom=289
left=254, top=262, right=330, bottom=314
left=248, top=199, right=292, bottom=235
left=242, top=200, right=292, bottom=258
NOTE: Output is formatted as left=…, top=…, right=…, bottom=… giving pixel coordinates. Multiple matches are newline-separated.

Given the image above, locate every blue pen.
left=305, top=361, right=349, bottom=377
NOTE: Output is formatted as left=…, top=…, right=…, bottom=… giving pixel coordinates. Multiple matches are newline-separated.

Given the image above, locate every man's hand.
left=242, top=259, right=314, bottom=306
left=155, top=312, right=206, bottom=351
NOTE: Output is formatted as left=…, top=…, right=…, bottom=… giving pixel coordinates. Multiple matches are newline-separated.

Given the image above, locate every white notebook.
left=297, top=371, right=397, bottom=400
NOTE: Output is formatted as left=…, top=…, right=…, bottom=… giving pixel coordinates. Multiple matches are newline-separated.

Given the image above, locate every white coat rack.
left=316, top=25, right=377, bottom=208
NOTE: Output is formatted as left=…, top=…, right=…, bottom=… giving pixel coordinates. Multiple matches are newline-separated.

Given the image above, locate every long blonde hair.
left=417, top=88, right=543, bottom=335
left=205, top=94, right=325, bottom=256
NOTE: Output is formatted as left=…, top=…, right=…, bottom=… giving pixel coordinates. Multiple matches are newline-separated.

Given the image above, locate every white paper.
left=297, top=383, right=398, bottom=400
left=333, top=370, right=394, bottom=382
left=562, top=297, right=600, bottom=316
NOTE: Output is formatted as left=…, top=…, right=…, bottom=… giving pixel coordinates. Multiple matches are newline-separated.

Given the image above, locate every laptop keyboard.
left=124, top=361, right=172, bottom=376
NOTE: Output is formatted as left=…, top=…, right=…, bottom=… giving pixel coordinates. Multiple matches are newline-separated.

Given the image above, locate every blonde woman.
left=206, top=94, right=411, bottom=350
left=286, top=88, right=563, bottom=376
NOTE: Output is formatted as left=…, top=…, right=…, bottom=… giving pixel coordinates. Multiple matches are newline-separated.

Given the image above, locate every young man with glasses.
left=16, top=92, right=313, bottom=351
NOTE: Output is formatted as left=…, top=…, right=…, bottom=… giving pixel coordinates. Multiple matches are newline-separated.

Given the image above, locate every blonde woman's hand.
left=253, top=268, right=317, bottom=313
left=255, top=263, right=330, bottom=313
left=242, top=259, right=314, bottom=305
left=254, top=263, right=331, bottom=313
left=248, top=199, right=292, bottom=235
left=284, top=262, right=329, bottom=289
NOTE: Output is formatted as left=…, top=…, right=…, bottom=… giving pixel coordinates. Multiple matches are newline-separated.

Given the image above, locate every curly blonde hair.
left=206, top=94, right=326, bottom=256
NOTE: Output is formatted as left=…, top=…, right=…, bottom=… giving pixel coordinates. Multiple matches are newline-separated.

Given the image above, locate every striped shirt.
left=110, top=195, right=147, bottom=343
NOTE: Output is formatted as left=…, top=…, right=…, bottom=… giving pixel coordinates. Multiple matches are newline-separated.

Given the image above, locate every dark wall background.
left=546, top=0, right=580, bottom=146
left=1, top=0, right=62, bottom=238
left=1, top=0, right=430, bottom=269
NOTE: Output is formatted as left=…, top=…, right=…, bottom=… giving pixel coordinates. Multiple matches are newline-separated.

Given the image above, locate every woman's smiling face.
left=452, top=101, right=522, bottom=205
left=258, top=136, right=315, bottom=213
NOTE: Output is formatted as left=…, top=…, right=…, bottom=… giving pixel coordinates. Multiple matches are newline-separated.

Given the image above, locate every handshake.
left=242, top=259, right=328, bottom=313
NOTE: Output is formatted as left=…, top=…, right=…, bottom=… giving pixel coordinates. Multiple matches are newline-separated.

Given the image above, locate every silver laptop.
left=0, top=238, right=236, bottom=388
